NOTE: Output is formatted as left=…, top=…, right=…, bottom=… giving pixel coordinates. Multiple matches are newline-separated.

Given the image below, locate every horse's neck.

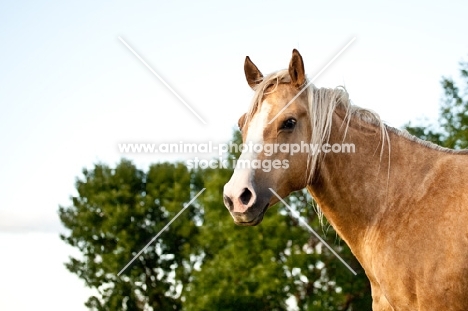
left=306, top=106, right=442, bottom=259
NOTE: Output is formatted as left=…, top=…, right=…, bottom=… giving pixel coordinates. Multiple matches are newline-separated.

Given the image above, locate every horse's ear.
left=244, top=56, right=263, bottom=89
left=289, top=49, right=306, bottom=88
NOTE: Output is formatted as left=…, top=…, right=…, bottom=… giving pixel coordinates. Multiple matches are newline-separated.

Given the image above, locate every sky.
left=1, top=0, right=467, bottom=310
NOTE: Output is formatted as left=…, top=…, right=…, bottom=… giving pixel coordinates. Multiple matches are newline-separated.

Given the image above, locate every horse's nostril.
left=239, top=188, right=252, bottom=205
left=224, top=195, right=234, bottom=211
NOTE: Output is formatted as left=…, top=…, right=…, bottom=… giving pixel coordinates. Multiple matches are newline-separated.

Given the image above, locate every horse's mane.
left=245, top=69, right=468, bottom=183
left=245, top=69, right=389, bottom=184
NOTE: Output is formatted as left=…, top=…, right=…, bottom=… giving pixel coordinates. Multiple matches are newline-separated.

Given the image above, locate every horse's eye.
left=281, top=118, right=297, bottom=130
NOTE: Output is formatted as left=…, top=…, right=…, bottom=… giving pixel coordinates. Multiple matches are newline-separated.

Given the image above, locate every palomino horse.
left=223, top=49, right=468, bottom=310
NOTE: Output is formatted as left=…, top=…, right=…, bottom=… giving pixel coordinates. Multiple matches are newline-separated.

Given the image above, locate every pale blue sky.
left=1, top=1, right=467, bottom=310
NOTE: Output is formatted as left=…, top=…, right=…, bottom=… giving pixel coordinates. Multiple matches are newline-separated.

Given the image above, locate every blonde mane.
left=245, top=69, right=390, bottom=184
left=245, top=69, right=468, bottom=185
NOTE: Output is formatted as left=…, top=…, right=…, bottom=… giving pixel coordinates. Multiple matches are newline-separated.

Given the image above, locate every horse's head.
left=223, top=49, right=311, bottom=226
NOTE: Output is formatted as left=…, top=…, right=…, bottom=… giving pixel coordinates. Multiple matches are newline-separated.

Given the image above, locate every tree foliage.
left=406, top=60, right=468, bottom=148
left=60, top=133, right=371, bottom=310
left=59, top=161, right=203, bottom=310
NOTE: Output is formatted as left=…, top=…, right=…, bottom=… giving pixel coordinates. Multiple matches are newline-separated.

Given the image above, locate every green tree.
left=59, top=160, right=203, bottom=310
left=406, top=59, right=468, bottom=148
left=60, top=132, right=371, bottom=311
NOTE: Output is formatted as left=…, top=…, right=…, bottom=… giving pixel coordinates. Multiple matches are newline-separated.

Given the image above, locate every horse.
left=223, top=49, right=468, bottom=310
